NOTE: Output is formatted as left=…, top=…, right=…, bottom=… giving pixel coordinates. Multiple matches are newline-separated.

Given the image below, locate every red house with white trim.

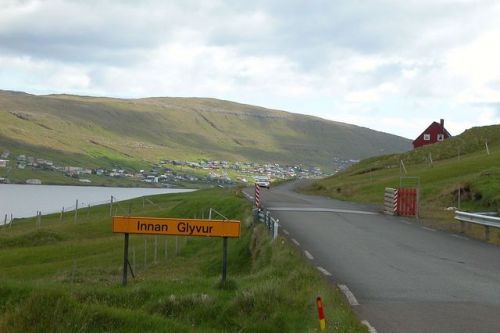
left=413, top=119, right=451, bottom=149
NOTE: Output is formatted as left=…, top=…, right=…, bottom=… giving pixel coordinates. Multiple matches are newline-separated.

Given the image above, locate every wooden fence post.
left=74, top=200, right=78, bottom=223
left=110, top=196, right=114, bottom=216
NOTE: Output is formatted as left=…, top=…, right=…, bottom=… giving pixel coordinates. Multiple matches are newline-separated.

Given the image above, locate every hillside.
left=0, top=189, right=365, bottom=332
left=303, top=124, right=500, bottom=240
left=0, top=90, right=411, bottom=171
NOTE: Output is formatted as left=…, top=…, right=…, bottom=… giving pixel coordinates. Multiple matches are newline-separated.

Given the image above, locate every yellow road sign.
left=112, top=216, right=240, bottom=238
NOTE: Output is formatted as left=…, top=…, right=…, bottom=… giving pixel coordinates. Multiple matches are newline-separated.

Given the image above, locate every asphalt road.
left=244, top=181, right=500, bottom=333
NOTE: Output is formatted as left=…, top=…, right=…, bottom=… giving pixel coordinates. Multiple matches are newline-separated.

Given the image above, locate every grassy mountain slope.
left=0, top=90, right=410, bottom=170
left=303, top=124, right=500, bottom=241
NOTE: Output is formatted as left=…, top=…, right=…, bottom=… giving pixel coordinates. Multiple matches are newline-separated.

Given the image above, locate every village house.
left=413, top=119, right=452, bottom=149
left=64, top=166, right=83, bottom=175
left=0, top=159, right=8, bottom=168
left=94, top=168, right=105, bottom=176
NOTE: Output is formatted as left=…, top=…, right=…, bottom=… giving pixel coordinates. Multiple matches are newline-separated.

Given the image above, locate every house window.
left=437, top=134, right=444, bottom=141
left=423, top=134, right=431, bottom=141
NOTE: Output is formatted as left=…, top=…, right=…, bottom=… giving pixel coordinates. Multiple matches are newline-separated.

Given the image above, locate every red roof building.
left=413, top=119, right=451, bottom=149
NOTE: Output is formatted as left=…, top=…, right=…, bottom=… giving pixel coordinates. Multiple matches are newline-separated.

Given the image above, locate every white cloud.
left=0, top=0, right=499, bottom=138
left=348, top=55, right=387, bottom=73
left=345, top=90, right=380, bottom=103
left=46, top=67, right=90, bottom=90
left=446, top=30, right=500, bottom=103
left=0, top=54, right=90, bottom=93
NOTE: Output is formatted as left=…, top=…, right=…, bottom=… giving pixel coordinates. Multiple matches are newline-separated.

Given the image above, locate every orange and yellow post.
left=316, top=296, right=326, bottom=330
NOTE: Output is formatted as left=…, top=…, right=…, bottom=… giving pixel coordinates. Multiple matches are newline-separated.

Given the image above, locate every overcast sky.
left=1, top=0, right=499, bottom=139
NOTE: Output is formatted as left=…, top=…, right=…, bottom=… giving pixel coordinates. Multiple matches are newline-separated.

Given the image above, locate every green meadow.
left=0, top=188, right=365, bottom=332
left=303, top=125, right=500, bottom=243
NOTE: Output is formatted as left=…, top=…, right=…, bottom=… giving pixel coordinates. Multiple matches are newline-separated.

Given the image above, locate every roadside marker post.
left=273, top=218, right=279, bottom=240
left=316, top=296, right=326, bottom=331
left=254, top=184, right=260, bottom=208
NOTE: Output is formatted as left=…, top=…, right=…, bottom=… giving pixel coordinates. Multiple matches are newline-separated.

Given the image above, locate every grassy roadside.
left=0, top=188, right=365, bottom=332
left=301, top=125, right=500, bottom=244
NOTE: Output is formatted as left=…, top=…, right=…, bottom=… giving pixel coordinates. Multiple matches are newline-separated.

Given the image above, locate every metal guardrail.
left=454, top=211, right=500, bottom=228
left=454, top=210, right=500, bottom=241
left=253, top=208, right=279, bottom=241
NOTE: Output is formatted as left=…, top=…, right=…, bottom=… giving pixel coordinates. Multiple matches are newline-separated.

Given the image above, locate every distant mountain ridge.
left=0, top=90, right=411, bottom=170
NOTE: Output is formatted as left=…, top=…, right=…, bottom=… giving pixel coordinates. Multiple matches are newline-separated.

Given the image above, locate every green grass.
left=0, top=188, right=365, bottom=332
left=302, top=125, right=500, bottom=243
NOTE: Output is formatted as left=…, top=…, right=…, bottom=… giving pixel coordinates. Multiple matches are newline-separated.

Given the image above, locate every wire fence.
left=0, top=195, right=178, bottom=230
left=0, top=196, right=112, bottom=227
left=1, top=195, right=213, bottom=282
left=1, top=188, right=194, bottom=227
left=62, top=233, right=190, bottom=284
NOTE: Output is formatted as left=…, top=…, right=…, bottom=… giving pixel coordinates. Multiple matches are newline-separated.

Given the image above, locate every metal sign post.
left=122, top=233, right=129, bottom=286
left=222, top=237, right=228, bottom=283
left=209, top=208, right=231, bottom=285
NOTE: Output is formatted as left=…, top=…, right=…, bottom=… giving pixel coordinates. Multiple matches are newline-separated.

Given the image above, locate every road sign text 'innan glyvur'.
left=112, top=216, right=240, bottom=238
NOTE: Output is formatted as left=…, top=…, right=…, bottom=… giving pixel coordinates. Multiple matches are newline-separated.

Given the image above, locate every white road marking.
left=338, top=284, right=360, bottom=306
left=452, top=234, right=469, bottom=240
left=422, top=227, right=436, bottom=232
left=291, top=238, right=300, bottom=246
left=304, top=250, right=314, bottom=260
left=403, top=221, right=412, bottom=225
left=242, top=191, right=253, bottom=200
left=316, top=266, right=332, bottom=276
left=267, top=207, right=378, bottom=215
left=282, top=229, right=290, bottom=235
left=362, top=320, right=378, bottom=333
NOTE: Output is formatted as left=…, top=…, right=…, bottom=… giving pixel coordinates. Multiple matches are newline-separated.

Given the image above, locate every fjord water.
left=0, top=184, right=195, bottom=224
